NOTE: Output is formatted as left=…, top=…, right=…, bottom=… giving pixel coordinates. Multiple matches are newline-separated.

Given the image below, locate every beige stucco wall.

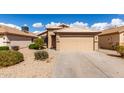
left=7, top=34, right=33, bottom=48
left=94, top=35, right=99, bottom=50
left=56, top=34, right=60, bottom=51
left=39, top=30, right=56, bottom=49
left=119, top=32, right=124, bottom=46
left=45, top=28, right=99, bottom=51
left=99, top=34, right=119, bottom=49
left=47, top=30, right=56, bottom=48
left=0, top=35, right=10, bottom=46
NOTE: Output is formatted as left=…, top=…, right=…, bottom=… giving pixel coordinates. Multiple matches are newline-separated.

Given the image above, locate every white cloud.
left=111, top=18, right=124, bottom=26
left=70, top=21, right=89, bottom=29
left=33, top=31, right=41, bottom=34
left=0, top=23, right=21, bottom=30
left=91, top=18, right=124, bottom=31
left=43, top=18, right=124, bottom=31
left=91, top=23, right=111, bottom=31
left=45, top=21, right=89, bottom=29
left=23, top=24, right=28, bottom=26
left=32, top=22, right=43, bottom=28
left=45, top=22, right=61, bottom=27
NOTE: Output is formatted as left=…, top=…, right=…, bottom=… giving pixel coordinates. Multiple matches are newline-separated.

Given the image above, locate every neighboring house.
left=0, top=25, right=37, bottom=48
left=38, top=24, right=101, bottom=52
left=99, top=26, right=124, bottom=49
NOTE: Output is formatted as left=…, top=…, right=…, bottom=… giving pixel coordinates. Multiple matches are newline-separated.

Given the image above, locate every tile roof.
left=55, top=27, right=92, bottom=32
left=37, top=30, right=47, bottom=36
left=39, top=25, right=101, bottom=36
left=46, top=24, right=70, bottom=30
left=99, top=26, right=124, bottom=35
left=0, top=25, right=37, bottom=37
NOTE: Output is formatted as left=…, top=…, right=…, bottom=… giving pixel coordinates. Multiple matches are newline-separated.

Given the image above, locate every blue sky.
left=0, top=14, right=124, bottom=33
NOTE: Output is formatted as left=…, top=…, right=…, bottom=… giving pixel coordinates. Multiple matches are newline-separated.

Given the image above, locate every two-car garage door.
left=59, top=36, right=94, bottom=52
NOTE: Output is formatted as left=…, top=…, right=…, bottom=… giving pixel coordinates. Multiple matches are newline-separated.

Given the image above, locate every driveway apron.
left=53, top=52, right=110, bottom=78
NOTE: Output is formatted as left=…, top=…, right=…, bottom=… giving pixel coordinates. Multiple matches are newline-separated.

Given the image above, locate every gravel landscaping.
left=0, top=48, right=56, bottom=78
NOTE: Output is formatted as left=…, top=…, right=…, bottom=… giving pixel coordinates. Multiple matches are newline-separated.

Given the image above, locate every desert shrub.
left=34, top=38, right=44, bottom=49
left=34, top=51, right=49, bottom=60
left=115, top=45, right=124, bottom=57
left=11, top=46, right=19, bottom=51
left=29, top=38, right=45, bottom=50
left=0, top=51, right=24, bottom=67
left=112, top=45, right=116, bottom=50
left=0, top=46, right=9, bottom=50
left=29, top=44, right=39, bottom=49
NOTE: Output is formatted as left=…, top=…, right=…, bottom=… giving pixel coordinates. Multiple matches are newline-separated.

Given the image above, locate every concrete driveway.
left=53, top=51, right=124, bottom=78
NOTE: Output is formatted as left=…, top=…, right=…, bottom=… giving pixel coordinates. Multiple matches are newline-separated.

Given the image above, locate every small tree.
left=34, top=37, right=44, bottom=49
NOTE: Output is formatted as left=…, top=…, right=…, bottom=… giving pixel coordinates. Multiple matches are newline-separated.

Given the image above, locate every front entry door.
left=51, top=35, right=56, bottom=49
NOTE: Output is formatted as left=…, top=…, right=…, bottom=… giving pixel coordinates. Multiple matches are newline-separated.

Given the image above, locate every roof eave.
left=37, top=31, right=48, bottom=36
left=99, top=32, right=120, bottom=36
left=54, top=32, right=101, bottom=35
left=0, top=32, right=37, bottom=38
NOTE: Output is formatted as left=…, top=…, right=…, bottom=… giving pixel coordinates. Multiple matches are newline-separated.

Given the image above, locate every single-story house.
left=38, top=24, right=101, bottom=52
left=0, top=25, right=37, bottom=48
left=99, top=26, right=124, bottom=49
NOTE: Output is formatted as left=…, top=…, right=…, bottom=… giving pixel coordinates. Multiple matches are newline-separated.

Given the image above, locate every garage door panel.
left=59, top=36, right=93, bottom=52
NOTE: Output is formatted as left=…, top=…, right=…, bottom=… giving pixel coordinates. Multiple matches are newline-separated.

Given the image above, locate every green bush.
left=0, top=51, right=24, bottom=67
left=29, top=44, right=39, bottom=49
left=0, top=46, right=9, bottom=50
left=115, top=45, right=124, bottom=57
left=11, top=46, right=19, bottom=51
left=34, top=38, right=44, bottom=49
left=34, top=51, right=49, bottom=60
